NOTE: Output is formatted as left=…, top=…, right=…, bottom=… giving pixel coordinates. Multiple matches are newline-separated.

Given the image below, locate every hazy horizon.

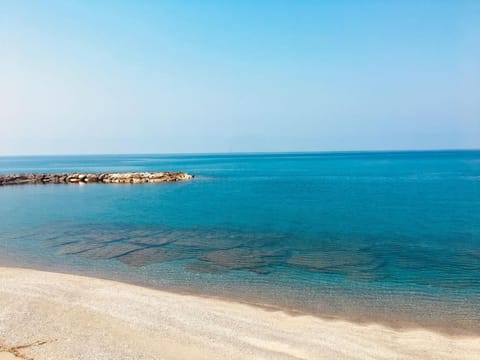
left=1, top=148, right=480, bottom=159
left=2, top=1, right=479, bottom=156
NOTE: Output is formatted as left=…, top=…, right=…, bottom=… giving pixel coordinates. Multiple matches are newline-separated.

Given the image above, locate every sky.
left=1, top=0, right=479, bottom=155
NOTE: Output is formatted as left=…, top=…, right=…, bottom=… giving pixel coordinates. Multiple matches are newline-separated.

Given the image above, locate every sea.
left=0, top=151, right=479, bottom=334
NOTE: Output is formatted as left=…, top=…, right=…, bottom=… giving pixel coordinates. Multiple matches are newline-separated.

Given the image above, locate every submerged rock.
left=56, top=241, right=104, bottom=255
left=184, top=261, right=230, bottom=274
left=117, top=246, right=202, bottom=267
left=172, top=231, right=246, bottom=250
left=287, top=250, right=376, bottom=270
left=286, top=250, right=382, bottom=281
left=79, top=243, right=143, bottom=260
left=199, top=247, right=286, bottom=273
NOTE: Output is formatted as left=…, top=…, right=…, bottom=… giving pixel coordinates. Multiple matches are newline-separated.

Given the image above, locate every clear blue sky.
left=1, top=0, right=479, bottom=155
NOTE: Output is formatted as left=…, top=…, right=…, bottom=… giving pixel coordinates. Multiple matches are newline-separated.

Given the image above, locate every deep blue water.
left=1, top=151, right=479, bottom=333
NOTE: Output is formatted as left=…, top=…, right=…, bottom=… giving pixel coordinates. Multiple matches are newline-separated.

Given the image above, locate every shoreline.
left=1, top=240, right=479, bottom=337
left=1, top=256, right=479, bottom=338
left=1, top=267, right=479, bottom=359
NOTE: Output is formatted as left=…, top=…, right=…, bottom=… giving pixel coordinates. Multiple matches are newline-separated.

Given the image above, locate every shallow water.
left=1, top=151, right=479, bottom=333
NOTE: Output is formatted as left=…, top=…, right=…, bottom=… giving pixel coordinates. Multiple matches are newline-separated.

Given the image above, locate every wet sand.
left=0, top=267, right=478, bottom=360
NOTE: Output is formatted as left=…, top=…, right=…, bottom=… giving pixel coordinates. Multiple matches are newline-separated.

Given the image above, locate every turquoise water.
left=1, top=151, right=479, bottom=333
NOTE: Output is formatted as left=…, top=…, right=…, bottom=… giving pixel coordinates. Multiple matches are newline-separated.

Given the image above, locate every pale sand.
left=0, top=268, right=478, bottom=360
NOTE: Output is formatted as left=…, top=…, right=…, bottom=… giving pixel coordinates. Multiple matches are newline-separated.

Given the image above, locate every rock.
left=86, top=174, right=98, bottom=183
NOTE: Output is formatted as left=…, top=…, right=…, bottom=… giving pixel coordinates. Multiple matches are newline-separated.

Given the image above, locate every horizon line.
left=1, top=147, right=479, bottom=158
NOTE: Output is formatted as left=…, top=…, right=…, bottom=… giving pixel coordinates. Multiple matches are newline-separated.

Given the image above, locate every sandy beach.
left=0, top=268, right=478, bottom=359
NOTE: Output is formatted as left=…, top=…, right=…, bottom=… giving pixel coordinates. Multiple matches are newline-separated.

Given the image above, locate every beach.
left=2, top=0, right=478, bottom=357
left=0, top=267, right=478, bottom=360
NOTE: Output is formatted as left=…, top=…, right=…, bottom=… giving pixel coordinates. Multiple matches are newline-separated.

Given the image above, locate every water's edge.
left=1, top=262, right=478, bottom=338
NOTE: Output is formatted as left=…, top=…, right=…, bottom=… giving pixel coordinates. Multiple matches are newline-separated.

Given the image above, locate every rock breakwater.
left=0, top=172, right=193, bottom=186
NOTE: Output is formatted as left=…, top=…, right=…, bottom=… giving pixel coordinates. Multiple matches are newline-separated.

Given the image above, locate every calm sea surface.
left=1, top=151, right=479, bottom=333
